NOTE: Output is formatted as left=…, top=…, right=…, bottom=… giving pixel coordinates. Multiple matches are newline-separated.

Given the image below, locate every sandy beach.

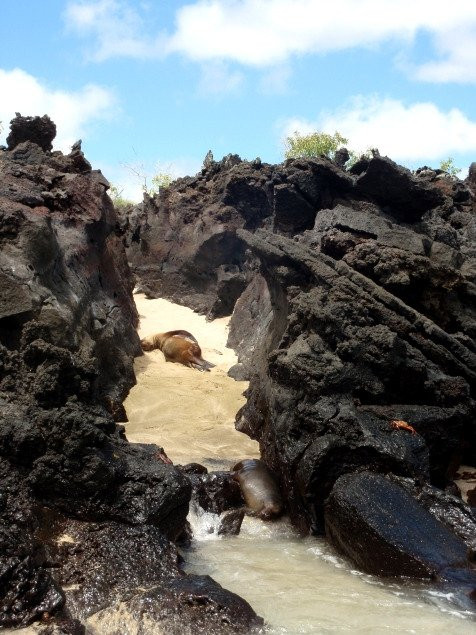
left=123, top=294, right=259, bottom=469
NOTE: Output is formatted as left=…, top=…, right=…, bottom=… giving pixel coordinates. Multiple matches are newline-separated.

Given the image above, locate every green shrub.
left=439, top=157, right=460, bottom=177
left=150, top=172, right=173, bottom=194
left=284, top=130, right=349, bottom=160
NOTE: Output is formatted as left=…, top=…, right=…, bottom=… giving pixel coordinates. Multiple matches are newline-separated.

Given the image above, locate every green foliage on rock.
left=109, top=185, right=134, bottom=211
left=150, top=172, right=173, bottom=194
left=439, top=157, right=460, bottom=177
left=284, top=130, right=349, bottom=160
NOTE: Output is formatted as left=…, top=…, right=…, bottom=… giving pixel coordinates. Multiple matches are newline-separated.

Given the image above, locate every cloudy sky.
left=1, top=0, right=476, bottom=199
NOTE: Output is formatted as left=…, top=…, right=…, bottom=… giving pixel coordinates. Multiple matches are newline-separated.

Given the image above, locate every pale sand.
left=123, top=294, right=259, bottom=469
left=455, top=464, right=476, bottom=503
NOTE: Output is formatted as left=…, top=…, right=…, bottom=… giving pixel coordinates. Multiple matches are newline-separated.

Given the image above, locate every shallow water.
left=125, top=295, right=476, bottom=634
left=185, top=507, right=475, bottom=634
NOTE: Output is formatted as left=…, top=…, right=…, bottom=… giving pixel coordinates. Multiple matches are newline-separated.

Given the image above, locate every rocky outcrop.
left=236, top=160, right=476, bottom=601
left=325, top=472, right=476, bottom=610
left=86, top=575, right=263, bottom=634
left=124, top=148, right=476, bottom=605
left=6, top=113, right=56, bottom=152
left=325, top=472, right=470, bottom=578
left=122, top=154, right=359, bottom=319
left=0, top=117, right=139, bottom=410
left=0, top=116, right=262, bottom=632
left=121, top=154, right=273, bottom=319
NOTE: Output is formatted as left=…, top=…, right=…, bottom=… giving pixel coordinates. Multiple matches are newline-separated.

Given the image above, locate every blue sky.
left=1, top=0, right=476, bottom=200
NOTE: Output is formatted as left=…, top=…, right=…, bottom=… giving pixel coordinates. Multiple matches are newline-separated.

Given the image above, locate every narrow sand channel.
left=124, top=295, right=475, bottom=634
left=124, top=293, right=259, bottom=469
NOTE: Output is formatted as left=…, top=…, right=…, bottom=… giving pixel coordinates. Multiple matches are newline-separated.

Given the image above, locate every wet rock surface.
left=0, top=115, right=262, bottom=632
left=86, top=574, right=264, bottom=634
left=325, top=472, right=476, bottom=610
left=325, top=472, right=472, bottom=578
left=124, top=148, right=476, bottom=605
left=188, top=469, right=244, bottom=515
left=218, top=508, right=246, bottom=536
left=50, top=517, right=182, bottom=620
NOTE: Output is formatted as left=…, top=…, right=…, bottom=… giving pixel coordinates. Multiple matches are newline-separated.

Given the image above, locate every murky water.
left=185, top=506, right=474, bottom=634
left=124, top=296, right=476, bottom=634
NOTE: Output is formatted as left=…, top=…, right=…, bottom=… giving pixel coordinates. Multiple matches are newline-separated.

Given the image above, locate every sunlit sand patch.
left=55, top=533, right=75, bottom=545
left=124, top=294, right=259, bottom=469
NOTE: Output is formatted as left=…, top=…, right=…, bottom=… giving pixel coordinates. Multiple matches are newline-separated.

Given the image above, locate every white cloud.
left=280, top=96, right=476, bottom=162
left=411, top=26, right=476, bottom=82
left=64, top=0, right=167, bottom=61
left=64, top=0, right=476, bottom=82
left=0, top=68, right=117, bottom=152
left=167, top=0, right=476, bottom=83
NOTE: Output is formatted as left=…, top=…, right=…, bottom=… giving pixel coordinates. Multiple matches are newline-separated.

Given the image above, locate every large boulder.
left=86, top=575, right=263, bottom=634
left=6, top=113, right=57, bottom=152
left=325, top=472, right=473, bottom=578
left=325, top=472, right=476, bottom=610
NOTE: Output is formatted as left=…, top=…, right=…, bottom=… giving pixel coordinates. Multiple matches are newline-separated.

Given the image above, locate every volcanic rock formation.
left=0, top=115, right=263, bottom=633
left=123, top=150, right=476, bottom=608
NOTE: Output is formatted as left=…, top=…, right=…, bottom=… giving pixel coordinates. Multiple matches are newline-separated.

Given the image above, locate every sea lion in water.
left=140, top=330, right=214, bottom=371
left=232, top=459, right=283, bottom=520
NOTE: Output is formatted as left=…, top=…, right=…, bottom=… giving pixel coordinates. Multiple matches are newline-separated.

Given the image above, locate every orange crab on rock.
left=390, top=420, right=417, bottom=435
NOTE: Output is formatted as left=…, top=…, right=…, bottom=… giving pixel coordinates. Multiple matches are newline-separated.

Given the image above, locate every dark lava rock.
left=123, top=145, right=474, bottom=524
left=180, top=462, right=209, bottom=475
left=0, top=130, right=140, bottom=409
left=121, top=154, right=353, bottom=318
left=189, top=470, right=244, bottom=515
left=387, top=474, right=476, bottom=552
left=0, top=460, right=65, bottom=629
left=356, top=155, right=444, bottom=222
left=227, top=362, right=249, bottom=381
left=273, top=182, right=316, bottom=235
left=324, top=472, right=473, bottom=579
left=87, top=574, right=263, bottom=634
left=7, top=113, right=57, bottom=152
left=233, top=218, right=475, bottom=528
left=117, top=143, right=476, bottom=602
left=121, top=157, right=274, bottom=318
left=1, top=116, right=256, bottom=632
left=466, top=162, right=476, bottom=188
left=227, top=272, right=274, bottom=378
left=468, top=487, right=476, bottom=508
left=51, top=518, right=181, bottom=621
left=218, top=508, right=245, bottom=536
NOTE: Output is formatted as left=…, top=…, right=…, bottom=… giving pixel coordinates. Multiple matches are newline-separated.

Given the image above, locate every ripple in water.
left=184, top=507, right=475, bottom=634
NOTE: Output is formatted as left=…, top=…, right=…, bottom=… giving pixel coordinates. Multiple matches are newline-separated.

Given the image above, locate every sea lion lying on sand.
left=140, top=330, right=215, bottom=371
left=232, top=459, right=283, bottom=520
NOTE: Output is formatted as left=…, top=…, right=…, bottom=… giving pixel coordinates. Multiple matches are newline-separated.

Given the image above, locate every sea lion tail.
left=190, top=357, right=215, bottom=372
left=200, top=358, right=216, bottom=371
